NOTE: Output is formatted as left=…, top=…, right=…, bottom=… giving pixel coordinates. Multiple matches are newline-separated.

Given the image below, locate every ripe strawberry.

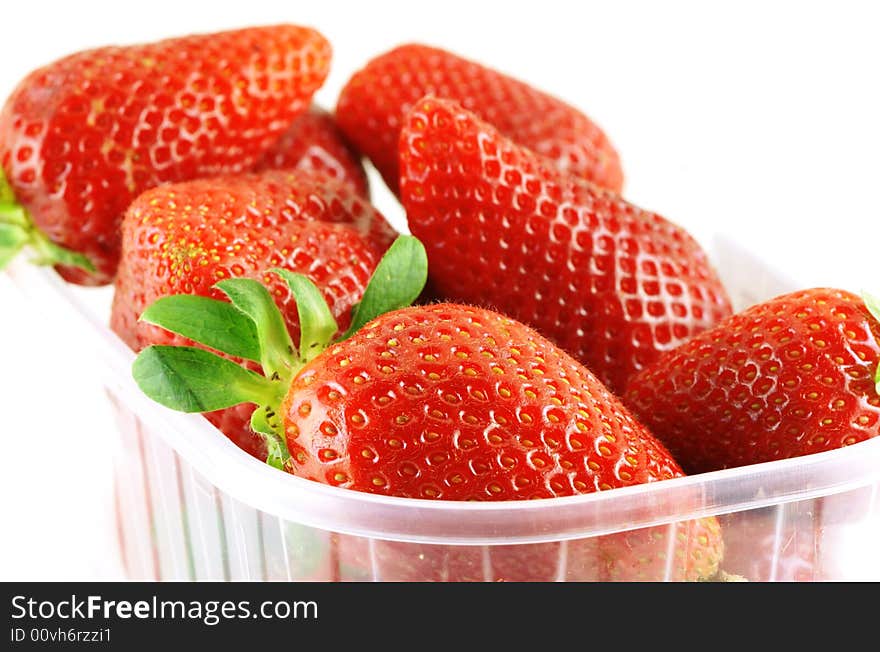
left=0, top=24, right=331, bottom=285
left=335, top=43, right=623, bottom=196
left=112, top=169, right=396, bottom=458
left=623, top=289, right=880, bottom=474
left=255, top=105, right=369, bottom=197
left=131, top=257, right=724, bottom=581
left=282, top=303, right=685, bottom=499
left=400, top=96, right=732, bottom=394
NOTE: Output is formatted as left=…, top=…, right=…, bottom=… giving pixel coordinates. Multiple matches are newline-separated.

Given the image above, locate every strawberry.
left=111, top=169, right=397, bottom=459
left=281, top=302, right=685, bottom=499
left=622, top=289, right=880, bottom=473
left=0, top=24, right=331, bottom=285
left=130, top=245, right=723, bottom=581
left=400, top=96, right=733, bottom=394
left=255, top=105, right=369, bottom=197
left=335, top=43, right=623, bottom=196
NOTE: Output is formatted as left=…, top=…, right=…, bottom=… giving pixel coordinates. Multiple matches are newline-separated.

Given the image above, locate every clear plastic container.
left=8, top=234, right=880, bottom=581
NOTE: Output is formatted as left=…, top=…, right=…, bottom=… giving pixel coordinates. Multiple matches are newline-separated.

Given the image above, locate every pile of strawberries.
left=2, top=24, right=879, bottom=582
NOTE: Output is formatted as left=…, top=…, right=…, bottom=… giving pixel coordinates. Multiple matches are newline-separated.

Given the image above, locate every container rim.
left=11, top=253, right=880, bottom=546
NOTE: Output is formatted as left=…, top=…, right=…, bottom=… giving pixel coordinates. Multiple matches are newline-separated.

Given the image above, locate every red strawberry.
left=282, top=303, right=684, bottom=498
left=335, top=43, right=623, bottom=196
left=131, top=263, right=724, bottom=581
left=255, top=105, right=369, bottom=197
left=0, top=24, right=331, bottom=285
left=622, top=289, right=880, bottom=474
left=399, top=96, right=732, bottom=394
left=112, top=169, right=396, bottom=459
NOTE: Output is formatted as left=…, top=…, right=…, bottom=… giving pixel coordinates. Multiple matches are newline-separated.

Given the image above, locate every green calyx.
left=863, top=292, right=880, bottom=396
left=0, top=168, right=96, bottom=273
left=132, top=234, right=429, bottom=469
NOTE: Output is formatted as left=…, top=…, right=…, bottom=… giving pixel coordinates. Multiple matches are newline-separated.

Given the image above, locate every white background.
left=1, top=0, right=878, bottom=580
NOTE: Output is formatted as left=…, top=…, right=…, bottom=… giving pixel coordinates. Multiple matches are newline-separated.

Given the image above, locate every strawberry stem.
left=251, top=405, right=289, bottom=470
left=0, top=169, right=96, bottom=273
left=0, top=172, right=13, bottom=204
left=272, top=268, right=339, bottom=364
left=215, top=278, right=298, bottom=382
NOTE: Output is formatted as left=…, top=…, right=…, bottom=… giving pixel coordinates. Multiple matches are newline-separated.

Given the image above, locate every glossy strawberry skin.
left=111, top=170, right=397, bottom=459
left=335, top=43, right=623, bottom=196
left=623, top=289, right=880, bottom=474
left=280, top=303, right=723, bottom=580
left=400, top=97, right=732, bottom=394
left=0, top=24, right=331, bottom=285
left=282, top=303, right=681, bottom=499
left=255, top=105, right=369, bottom=197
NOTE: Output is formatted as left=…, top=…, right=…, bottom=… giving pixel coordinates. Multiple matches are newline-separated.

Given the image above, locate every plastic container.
left=8, top=234, right=880, bottom=581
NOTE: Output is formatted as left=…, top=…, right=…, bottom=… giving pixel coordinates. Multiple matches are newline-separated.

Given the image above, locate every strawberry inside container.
left=7, top=230, right=880, bottom=581
left=3, top=16, right=879, bottom=584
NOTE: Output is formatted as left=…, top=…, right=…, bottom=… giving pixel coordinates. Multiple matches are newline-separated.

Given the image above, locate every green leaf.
left=0, top=200, right=96, bottom=273
left=26, top=228, right=96, bottom=272
left=251, top=406, right=290, bottom=471
left=339, top=235, right=428, bottom=340
left=0, top=207, right=30, bottom=271
left=272, top=269, right=339, bottom=364
left=215, top=278, right=296, bottom=381
left=0, top=168, right=14, bottom=203
left=0, top=202, right=28, bottom=227
left=0, top=223, right=28, bottom=249
left=132, top=345, right=277, bottom=413
left=0, top=172, right=94, bottom=273
left=140, top=295, right=261, bottom=362
left=0, top=223, right=28, bottom=269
